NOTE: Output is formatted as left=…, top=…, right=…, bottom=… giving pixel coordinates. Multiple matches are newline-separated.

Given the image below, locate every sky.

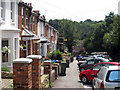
left=23, top=0, right=120, bottom=22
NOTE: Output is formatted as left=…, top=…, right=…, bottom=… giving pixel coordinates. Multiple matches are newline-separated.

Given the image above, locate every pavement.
left=52, top=59, right=84, bottom=88
left=0, top=79, right=13, bottom=89
left=0, top=58, right=92, bottom=89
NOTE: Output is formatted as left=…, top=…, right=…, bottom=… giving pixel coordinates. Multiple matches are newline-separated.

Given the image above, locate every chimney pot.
left=30, top=3, right=32, bottom=7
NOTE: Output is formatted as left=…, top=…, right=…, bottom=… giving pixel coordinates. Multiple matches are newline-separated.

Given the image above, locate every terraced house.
left=18, top=2, right=40, bottom=58
left=45, top=23, right=59, bottom=53
left=0, top=0, right=59, bottom=78
left=0, top=0, right=20, bottom=72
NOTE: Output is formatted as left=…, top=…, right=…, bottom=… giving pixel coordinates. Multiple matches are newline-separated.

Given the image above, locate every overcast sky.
left=23, top=0, right=120, bottom=22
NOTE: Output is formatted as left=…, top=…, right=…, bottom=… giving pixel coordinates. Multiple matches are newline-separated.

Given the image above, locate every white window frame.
left=10, top=1, right=15, bottom=22
left=22, top=7, right=24, bottom=26
left=49, top=28, right=50, bottom=38
left=30, top=16, right=32, bottom=31
left=22, top=41, right=28, bottom=58
left=26, top=8, right=28, bottom=27
left=2, top=39, right=10, bottom=63
left=33, top=16, right=35, bottom=33
left=1, top=0, right=5, bottom=21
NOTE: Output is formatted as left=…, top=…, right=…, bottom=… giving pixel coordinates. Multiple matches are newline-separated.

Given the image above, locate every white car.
left=92, top=66, right=120, bottom=89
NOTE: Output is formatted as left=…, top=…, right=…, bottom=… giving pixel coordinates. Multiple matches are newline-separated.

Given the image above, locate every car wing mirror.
left=91, top=74, right=97, bottom=77
left=91, top=67, right=93, bottom=70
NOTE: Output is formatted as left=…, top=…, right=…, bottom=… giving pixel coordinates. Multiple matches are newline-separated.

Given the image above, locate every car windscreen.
left=102, top=59, right=110, bottom=62
left=106, top=70, right=120, bottom=82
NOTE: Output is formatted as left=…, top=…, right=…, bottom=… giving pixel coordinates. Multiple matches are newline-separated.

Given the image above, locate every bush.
left=56, top=50, right=63, bottom=60
left=2, top=66, right=10, bottom=72
left=46, top=50, right=63, bottom=60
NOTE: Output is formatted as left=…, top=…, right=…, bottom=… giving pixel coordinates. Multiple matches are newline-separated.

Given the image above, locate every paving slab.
left=0, top=79, right=13, bottom=89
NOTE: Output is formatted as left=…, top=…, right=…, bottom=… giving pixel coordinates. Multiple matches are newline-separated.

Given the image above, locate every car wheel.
left=81, top=75, right=88, bottom=84
left=80, top=68, right=85, bottom=72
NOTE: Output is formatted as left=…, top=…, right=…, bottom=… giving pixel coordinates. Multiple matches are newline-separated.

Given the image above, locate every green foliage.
left=49, top=19, right=96, bottom=52
left=2, top=66, right=10, bottom=72
left=49, top=12, right=120, bottom=61
left=47, top=50, right=63, bottom=60
left=47, top=52, right=52, bottom=59
left=1, top=46, right=10, bottom=54
left=55, top=50, right=63, bottom=60
left=64, top=51, right=71, bottom=56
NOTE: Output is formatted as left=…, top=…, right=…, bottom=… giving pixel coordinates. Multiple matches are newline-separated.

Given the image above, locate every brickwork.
left=32, top=59, right=41, bottom=89
left=27, top=55, right=42, bottom=89
left=13, top=63, right=32, bottom=89
left=43, top=62, right=52, bottom=81
left=52, top=64, right=59, bottom=79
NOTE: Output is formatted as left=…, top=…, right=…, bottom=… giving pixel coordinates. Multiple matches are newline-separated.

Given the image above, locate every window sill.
left=0, top=20, right=5, bottom=24
left=11, top=21, right=15, bottom=25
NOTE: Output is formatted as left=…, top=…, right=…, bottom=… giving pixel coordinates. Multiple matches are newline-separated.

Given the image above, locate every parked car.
left=77, top=57, right=94, bottom=71
left=79, top=62, right=120, bottom=84
left=76, top=54, right=82, bottom=62
left=92, top=66, right=120, bottom=89
left=79, top=58, right=110, bottom=71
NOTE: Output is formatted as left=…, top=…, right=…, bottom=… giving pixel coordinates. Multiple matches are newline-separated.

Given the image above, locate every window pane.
left=87, top=60, right=94, bottom=64
left=22, top=7, right=24, bottom=25
left=93, top=64, right=103, bottom=70
left=108, top=71, right=120, bottom=82
left=2, top=40, right=9, bottom=62
left=1, top=1, right=5, bottom=20
left=33, top=16, right=35, bottom=32
left=26, top=9, right=28, bottom=26
left=11, top=2, right=14, bottom=21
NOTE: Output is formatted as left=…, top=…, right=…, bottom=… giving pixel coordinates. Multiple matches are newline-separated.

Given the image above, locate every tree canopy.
left=48, top=12, right=120, bottom=61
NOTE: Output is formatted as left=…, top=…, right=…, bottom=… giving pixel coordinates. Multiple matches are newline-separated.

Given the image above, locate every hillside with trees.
left=48, top=12, right=120, bottom=61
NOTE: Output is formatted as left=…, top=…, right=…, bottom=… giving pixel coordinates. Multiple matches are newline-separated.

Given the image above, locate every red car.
left=79, top=62, right=120, bottom=84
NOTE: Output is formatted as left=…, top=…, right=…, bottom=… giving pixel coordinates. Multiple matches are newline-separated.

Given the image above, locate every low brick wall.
left=41, top=74, right=49, bottom=89
left=51, top=70, right=55, bottom=82
left=41, top=70, right=56, bottom=89
left=2, top=71, right=13, bottom=79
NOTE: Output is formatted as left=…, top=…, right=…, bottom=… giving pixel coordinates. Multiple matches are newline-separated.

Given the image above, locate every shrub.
left=56, top=50, right=63, bottom=60
left=46, top=50, right=63, bottom=60
left=2, top=66, right=10, bottom=72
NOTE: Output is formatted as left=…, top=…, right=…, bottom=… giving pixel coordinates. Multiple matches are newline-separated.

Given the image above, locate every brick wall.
left=18, top=4, right=22, bottom=37
left=32, top=59, right=41, bottom=88
left=44, top=62, right=52, bottom=81
left=13, top=62, right=32, bottom=89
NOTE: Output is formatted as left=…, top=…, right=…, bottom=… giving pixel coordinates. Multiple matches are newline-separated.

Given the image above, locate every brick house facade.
left=45, top=23, right=59, bottom=53
left=18, top=2, right=40, bottom=58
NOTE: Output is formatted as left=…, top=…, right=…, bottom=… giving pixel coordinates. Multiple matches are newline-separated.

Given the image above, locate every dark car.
left=78, top=57, right=94, bottom=71
left=79, top=58, right=110, bottom=71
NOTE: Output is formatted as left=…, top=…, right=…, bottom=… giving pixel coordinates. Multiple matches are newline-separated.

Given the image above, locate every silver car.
left=92, top=66, right=120, bottom=89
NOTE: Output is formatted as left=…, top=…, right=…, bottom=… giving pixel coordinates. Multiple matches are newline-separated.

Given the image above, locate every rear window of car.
left=103, top=59, right=110, bottom=62
left=106, top=70, right=120, bottom=82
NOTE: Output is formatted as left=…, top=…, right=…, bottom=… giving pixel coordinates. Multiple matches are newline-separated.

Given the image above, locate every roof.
left=105, top=66, right=120, bottom=70
left=94, top=62, right=120, bottom=66
left=21, top=27, right=39, bottom=40
left=91, top=52, right=108, bottom=55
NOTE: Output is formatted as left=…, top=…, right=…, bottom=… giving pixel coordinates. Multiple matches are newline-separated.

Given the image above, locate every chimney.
left=25, top=3, right=27, bottom=5
left=28, top=3, right=32, bottom=7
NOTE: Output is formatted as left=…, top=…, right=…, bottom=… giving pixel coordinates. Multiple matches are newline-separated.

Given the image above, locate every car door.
left=90, top=64, right=103, bottom=80
left=94, top=68, right=104, bottom=88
